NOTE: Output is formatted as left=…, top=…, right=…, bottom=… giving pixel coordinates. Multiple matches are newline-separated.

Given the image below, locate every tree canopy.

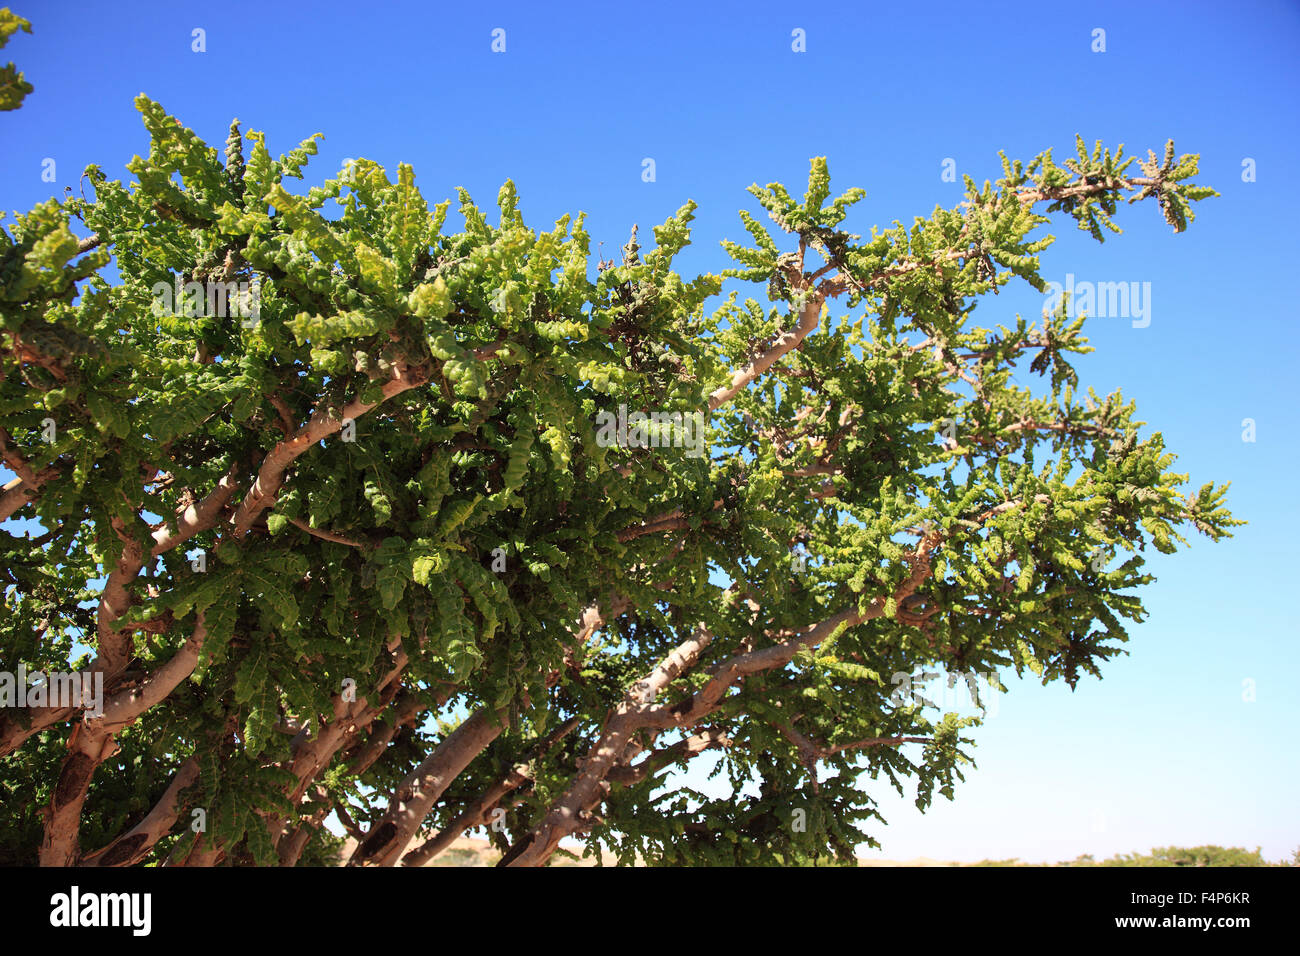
left=0, top=93, right=1240, bottom=867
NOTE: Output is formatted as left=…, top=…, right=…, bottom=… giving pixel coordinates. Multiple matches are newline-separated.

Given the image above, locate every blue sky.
left=3, top=0, right=1297, bottom=862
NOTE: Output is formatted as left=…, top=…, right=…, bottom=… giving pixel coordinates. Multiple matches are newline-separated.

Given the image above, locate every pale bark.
left=82, top=758, right=200, bottom=867
left=40, top=614, right=210, bottom=865
left=502, top=532, right=944, bottom=866
left=400, top=716, right=580, bottom=867
left=500, top=626, right=712, bottom=867
left=708, top=293, right=826, bottom=410
left=348, top=706, right=506, bottom=867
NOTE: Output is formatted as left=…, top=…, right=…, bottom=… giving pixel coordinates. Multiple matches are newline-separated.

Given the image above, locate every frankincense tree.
left=0, top=94, right=1240, bottom=867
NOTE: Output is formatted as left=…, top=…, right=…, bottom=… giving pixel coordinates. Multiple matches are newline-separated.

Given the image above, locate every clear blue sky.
left=3, top=0, right=1297, bottom=862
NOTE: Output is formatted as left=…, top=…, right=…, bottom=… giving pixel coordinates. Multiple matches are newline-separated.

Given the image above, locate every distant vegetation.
left=974, top=845, right=1292, bottom=867
left=1073, top=845, right=1282, bottom=867
left=408, top=839, right=1295, bottom=867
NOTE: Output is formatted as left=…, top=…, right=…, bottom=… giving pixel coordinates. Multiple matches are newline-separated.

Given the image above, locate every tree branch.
left=400, top=717, right=581, bottom=867
left=39, top=613, right=210, bottom=865
left=229, top=363, right=427, bottom=537
left=81, top=758, right=199, bottom=867
left=348, top=706, right=506, bottom=867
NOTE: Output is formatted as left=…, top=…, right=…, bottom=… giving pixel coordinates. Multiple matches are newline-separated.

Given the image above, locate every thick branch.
left=400, top=717, right=581, bottom=867
left=348, top=706, right=506, bottom=867
left=39, top=614, right=209, bottom=865
left=500, top=625, right=712, bottom=867
left=0, top=470, right=54, bottom=522
left=81, top=758, right=200, bottom=867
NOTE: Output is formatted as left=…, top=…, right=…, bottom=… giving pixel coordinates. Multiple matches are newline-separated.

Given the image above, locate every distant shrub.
left=1068, top=845, right=1273, bottom=867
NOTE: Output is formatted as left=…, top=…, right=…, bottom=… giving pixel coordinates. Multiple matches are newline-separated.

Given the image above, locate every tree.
left=0, top=94, right=1240, bottom=867
left=1084, top=846, right=1274, bottom=867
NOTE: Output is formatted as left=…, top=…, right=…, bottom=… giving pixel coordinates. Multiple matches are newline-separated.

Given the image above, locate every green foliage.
left=0, top=95, right=1238, bottom=866
left=0, top=8, right=32, bottom=111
